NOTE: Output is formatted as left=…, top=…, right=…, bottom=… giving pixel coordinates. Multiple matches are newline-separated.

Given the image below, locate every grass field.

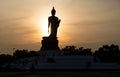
left=0, top=71, right=120, bottom=77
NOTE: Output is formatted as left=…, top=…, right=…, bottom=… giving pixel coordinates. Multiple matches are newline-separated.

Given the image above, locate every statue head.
left=51, top=7, right=56, bottom=16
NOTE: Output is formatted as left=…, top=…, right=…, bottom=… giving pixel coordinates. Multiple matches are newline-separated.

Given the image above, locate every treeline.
left=0, top=50, right=38, bottom=66
left=62, top=46, right=92, bottom=55
left=62, top=44, right=120, bottom=63
left=0, top=44, right=120, bottom=66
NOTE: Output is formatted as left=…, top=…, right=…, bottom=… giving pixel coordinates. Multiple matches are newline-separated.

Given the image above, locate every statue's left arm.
left=58, top=19, right=61, bottom=27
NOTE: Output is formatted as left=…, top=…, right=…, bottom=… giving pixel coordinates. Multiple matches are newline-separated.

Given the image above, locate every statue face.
left=51, top=11, right=56, bottom=16
left=51, top=7, right=56, bottom=16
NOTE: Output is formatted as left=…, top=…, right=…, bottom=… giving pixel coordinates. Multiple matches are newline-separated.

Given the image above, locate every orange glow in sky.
left=0, top=0, right=120, bottom=54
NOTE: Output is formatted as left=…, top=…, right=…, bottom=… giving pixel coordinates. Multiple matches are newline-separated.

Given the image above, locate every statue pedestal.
left=41, top=37, right=60, bottom=51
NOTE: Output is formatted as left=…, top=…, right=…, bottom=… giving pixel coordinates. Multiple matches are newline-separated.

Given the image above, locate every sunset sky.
left=0, top=0, right=120, bottom=54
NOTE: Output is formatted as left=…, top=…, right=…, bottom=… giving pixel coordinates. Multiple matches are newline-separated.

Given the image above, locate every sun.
left=40, top=19, right=50, bottom=36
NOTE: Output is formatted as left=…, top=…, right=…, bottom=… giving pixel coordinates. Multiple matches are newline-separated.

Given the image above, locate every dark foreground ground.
left=0, top=70, right=120, bottom=77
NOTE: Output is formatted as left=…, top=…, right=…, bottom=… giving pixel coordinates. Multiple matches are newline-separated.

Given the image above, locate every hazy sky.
left=0, top=0, right=120, bottom=54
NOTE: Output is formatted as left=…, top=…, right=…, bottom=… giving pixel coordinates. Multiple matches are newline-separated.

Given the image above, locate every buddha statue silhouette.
left=48, top=7, right=61, bottom=38
left=41, top=7, right=60, bottom=50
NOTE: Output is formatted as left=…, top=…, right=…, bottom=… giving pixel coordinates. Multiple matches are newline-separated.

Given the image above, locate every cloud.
left=64, top=19, right=120, bottom=27
left=0, top=16, right=32, bottom=23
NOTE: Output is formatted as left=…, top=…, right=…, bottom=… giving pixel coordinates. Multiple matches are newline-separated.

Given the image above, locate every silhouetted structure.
left=48, top=7, right=61, bottom=37
left=41, top=7, right=61, bottom=50
left=41, top=37, right=59, bottom=50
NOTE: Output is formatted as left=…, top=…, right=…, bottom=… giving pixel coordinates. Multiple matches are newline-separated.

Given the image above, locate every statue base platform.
left=40, top=36, right=60, bottom=51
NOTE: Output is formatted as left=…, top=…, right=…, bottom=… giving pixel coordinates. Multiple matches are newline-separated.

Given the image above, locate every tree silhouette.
left=93, top=44, right=120, bottom=63
left=0, top=54, right=13, bottom=65
left=13, top=49, right=29, bottom=59
left=62, top=45, right=92, bottom=56
left=28, top=50, right=38, bottom=57
left=13, top=49, right=38, bottom=59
